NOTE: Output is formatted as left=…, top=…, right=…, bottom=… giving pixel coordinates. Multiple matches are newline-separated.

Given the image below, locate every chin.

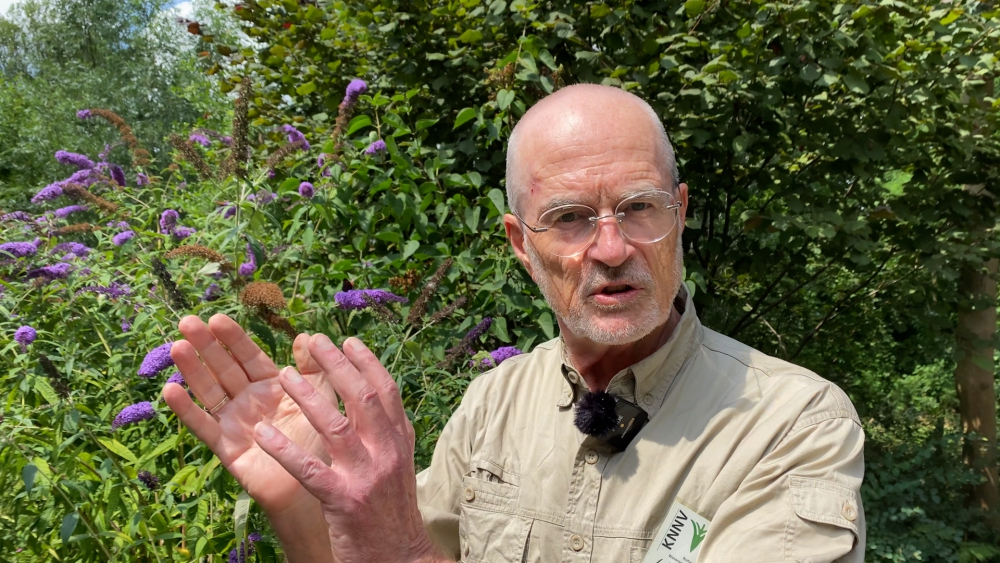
left=570, top=309, right=663, bottom=346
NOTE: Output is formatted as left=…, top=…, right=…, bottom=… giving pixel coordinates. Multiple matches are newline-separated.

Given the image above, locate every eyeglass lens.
left=534, top=192, right=680, bottom=257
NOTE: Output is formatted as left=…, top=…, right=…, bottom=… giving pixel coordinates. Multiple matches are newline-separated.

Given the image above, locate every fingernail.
left=313, top=333, right=334, bottom=350
left=281, top=366, right=303, bottom=383
left=344, top=337, right=364, bottom=353
left=256, top=422, right=274, bottom=439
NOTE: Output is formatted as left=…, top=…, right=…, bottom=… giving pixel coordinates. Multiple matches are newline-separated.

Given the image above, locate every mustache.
left=580, top=259, right=655, bottom=295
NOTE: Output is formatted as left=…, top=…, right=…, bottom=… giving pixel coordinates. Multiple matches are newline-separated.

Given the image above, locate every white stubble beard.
left=524, top=235, right=684, bottom=345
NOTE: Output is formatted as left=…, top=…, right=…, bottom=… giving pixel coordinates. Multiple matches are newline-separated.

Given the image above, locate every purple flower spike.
left=54, top=205, right=88, bottom=218
left=137, top=470, right=159, bottom=490
left=189, top=133, right=211, bottom=147
left=121, top=318, right=132, bottom=332
left=344, top=79, right=367, bottom=105
left=280, top=124, right=310, bottom=150
left=0, top=241, right=39, bottom=258
left=173, top=226, right=196, bottom=240
left=466, top=317, right=493, bottom=341
left=166, top=371, right=186, bottom=387
left=159, top=210, right=179, bottom=234
left=26, top=262, right=72, bottom=280
left=111, top=401, right=155, bottom=429
left=138, top=342, right=174, bottom=378
left=76, top=109, right=92, bottom=119
left=112, top=230, right=135, bottom=246
left=1, top=211, right=31, bottom=222
left=480, top=346, right=523, bottom=369
left=51, top=242, right=90, bottom=258
left=222, top=204, right=237, bottom=219
left=54, top=150, right=96, bottom=170
left=202, top=283, right=222, bottom=302
left=77, top=281, right=131, bottom=299
left=14, top=325, right=36, bottom=353
left=32, top=183, right=64, bottom=203
left=363, top=140, right=387, bottom=155
left=298, top=181, right=314, bottom=199
left=334, top=289, right=408, bottom=311
left=136, top=173, right=149, bottom=186
left=110, top=165, right=126, bottom=187
left=238, top=243, right=257, bottom=277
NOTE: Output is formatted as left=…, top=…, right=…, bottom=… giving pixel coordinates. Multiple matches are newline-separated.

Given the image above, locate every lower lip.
left=591, top=287, right=642, bottom=305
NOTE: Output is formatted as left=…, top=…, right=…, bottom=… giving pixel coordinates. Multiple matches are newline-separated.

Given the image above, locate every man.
left=164, top=84, right=865, bottom=563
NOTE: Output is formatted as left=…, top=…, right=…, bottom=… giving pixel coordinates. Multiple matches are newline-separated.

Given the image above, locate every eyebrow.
left=536, top=187, right=667, bottom=216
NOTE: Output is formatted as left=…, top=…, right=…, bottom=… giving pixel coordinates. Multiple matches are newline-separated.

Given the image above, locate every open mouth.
left=599, top=284, right=634, bottom=295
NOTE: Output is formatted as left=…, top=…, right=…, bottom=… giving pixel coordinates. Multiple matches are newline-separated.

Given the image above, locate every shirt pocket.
left=786, top=476, right=861, bottom=561
left=459, top=460, right=531, bottom=563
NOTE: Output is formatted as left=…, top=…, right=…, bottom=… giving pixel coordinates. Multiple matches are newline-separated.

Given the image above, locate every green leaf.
left=137, top=435, right=179, bottom=467
left=22, top=464, right=36, bottom=494
left=233, top=491, right=252, bottom=544
left=347, top=115, right=373, bottom=135
left=799, top=64, right=822, bottom=82
left=538, top=312, right=555, bottom=339
left=843, top=71, right=870, bottom=94
left=487, top=188, right=507, bottom=215
left=249, top=320, right=278, bottom=357
left=684, top=0, right=706, bottom=17
left=590, top=4, right=611, bottom=18
left=458, top=29, right=483, bottom=43
left=402, top=240, right=420, bottom=260
left=296, top=81, right=317, bottom=96
left=99, top=438, right=139, bottom=465
left=493, top=317, right=510, bottom=342
left=415, top=118, right=439, bottom=131
left=453, top=107, right=477, bottom=129
left=496, top=89, right=515, bottom=111
left=32, top=377, right=60, bottom=405
left=60, top=512, right=79, bottom=544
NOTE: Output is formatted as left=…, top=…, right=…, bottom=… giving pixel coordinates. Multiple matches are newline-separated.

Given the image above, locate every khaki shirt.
left=416, top=288, right=865, bottom=563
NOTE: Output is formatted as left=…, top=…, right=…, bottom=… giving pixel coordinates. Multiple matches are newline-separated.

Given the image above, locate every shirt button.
left=842, top=501, right=857, bottom=521
left=642, top=393, right=654, bottom=406
left=570, top=534, right=585, bottom=551
left=464, top=487, right=476, bottom=502
left=584, top=450, right=599, bottom=464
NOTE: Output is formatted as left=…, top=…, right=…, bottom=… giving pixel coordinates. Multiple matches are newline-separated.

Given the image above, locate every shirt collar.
left=557, top=284, right=703, bottom=416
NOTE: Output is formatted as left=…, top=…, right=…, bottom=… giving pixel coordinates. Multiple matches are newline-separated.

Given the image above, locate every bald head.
left=505, top=84, right=679, bottom=216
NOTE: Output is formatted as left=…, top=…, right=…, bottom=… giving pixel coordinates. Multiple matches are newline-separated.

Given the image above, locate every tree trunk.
left=955, top=257, right=999, bottom=526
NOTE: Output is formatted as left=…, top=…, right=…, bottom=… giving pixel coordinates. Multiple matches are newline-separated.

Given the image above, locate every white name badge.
left=641, top=501, right=711, bottom=563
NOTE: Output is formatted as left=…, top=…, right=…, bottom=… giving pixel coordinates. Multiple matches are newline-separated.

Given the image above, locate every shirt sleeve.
left=416, top=383, right=477, bottom=561
left=698, top=386, right=866, bottom=563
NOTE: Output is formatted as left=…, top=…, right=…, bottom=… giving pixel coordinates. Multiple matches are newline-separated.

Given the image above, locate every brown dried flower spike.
left=239, top=281, right=286, bottom=310
left=164, top=245, right=233, bottom=272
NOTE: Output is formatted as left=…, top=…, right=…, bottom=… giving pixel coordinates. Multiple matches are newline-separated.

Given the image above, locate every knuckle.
left=326, top=415, right=352, bottom=438
left=299, top=456, right=328, bottom=483
left=357, top=384, right=380, bottom=405
left=379, top=377, right=400, bottom=397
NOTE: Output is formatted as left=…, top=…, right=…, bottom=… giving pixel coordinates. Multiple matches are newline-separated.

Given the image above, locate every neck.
left=562, top=306, right=682, bottom=392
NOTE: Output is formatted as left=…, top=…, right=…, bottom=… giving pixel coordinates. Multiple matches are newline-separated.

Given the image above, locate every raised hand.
left=162, top=314, right=334, bottom=516
left=251, top=334, right=444, bottom=563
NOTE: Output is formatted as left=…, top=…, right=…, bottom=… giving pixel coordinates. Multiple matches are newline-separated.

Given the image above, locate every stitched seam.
left=788, top=476, right=857, bottom=498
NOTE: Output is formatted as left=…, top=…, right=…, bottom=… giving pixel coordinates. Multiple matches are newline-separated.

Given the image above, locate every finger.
left=162, top=382, right=233, bottom=465
left=178, top=315, right=249, bottom=397
left=292, top=333, right=323, bottom=376
left=208, top=314, right=279, bottom=382
left=342, top=337, right=411, bottom=441
left=308, top=334, right=395, bottom=448
left=170, top=338, right=228, bottom=411
left=253, top=421, right=346, bottom=506
left=278, top=366, right=369, bottom=470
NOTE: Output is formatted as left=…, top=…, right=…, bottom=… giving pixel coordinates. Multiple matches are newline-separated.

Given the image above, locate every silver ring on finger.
left=207, top=394, right=230, bottom=415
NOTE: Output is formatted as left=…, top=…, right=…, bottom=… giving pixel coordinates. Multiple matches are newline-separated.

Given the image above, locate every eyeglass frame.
left=509, top=189, right=683, bottom=255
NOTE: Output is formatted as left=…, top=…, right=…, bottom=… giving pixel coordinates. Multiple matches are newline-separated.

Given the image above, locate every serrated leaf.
left=296, top=81, right=317, bottom=95
left=453, top=107, right=477, bottom=129
left=402, top=240, right=420, bottom=260
left=346, top=115, right=373, bottom=135
left=99, top=438, right=138, bottom=465
left=60, top=512, right=79, bottom=544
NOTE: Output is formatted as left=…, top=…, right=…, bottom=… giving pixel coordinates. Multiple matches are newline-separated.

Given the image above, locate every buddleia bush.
left=0, top=79, right=532, bottom=561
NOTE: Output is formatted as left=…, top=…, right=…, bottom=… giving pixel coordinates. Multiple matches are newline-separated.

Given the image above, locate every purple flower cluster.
left=0, top=241, right=39, bottom=258
left=121, top=317, right=131, bottom=332
left=54, top=205, right=88, bottom=218
left=317, top=154, right=333, bottom=177
left=137, top=470, right=159, bottom=490
left=238, top=243, right=257, bottom=277
left=31, top=184, right=64, bottom=203
left=466, top=317, right=493, bottom=341
left=160, top=210, right=179, bottom=233
left=14, top=325, right=36, bottom=353
left=26, top=262, right=72, bottom=280
left=138, top=342, right=174, bottom=378
left=189, top=133, right=211, bottom=147
left=166, top=371, right=186, bottom=387
left=334, top=289, right=408, bottom=311
left=201, top=283, right=222, bottom=302
left=31, top=168, right=100, bottom=204
left=136, top=173, right=149, bottom=186
left=476, top=346, right=523, bottom=369
left=54, top=150, right=96, bottom=170
left=1, top=211, right=31, bottom=222
left=228, top=532, right=262, bottom=563
left=247, top=190, right=278, bottom=205
left=76, top=109, right=92, bottom=119
left=77, top=281, right=131, bottom=299
left=112, top=231, right=135, bottom=246
left=280, top=124, right=310, bottom=150
left=173, top=226, right=196, bottom=240
left=364, top=140, right=387, bottom=155
left=110, top=165, right=126, bottom=187
left=222, top=204, right=237, bottom=218
left=51, top=242, right=90, bottom=259
left=111, top=401, right=155, bottom=429
left=344, top=79, right=367, bottom=105
left=298, top=181, right=314, bottom=199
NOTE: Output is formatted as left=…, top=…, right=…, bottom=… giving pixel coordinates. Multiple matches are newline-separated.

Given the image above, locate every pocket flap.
left=788, top=475, right=861, bottom=538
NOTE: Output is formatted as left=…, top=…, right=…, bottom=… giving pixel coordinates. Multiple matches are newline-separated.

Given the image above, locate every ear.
left=503, top=214, right=535, bottom=279
left=676, top=182, right=690, bottom=236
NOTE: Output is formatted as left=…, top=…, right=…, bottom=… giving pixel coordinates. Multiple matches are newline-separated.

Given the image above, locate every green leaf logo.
left=690, top=522, right=707, bottom=551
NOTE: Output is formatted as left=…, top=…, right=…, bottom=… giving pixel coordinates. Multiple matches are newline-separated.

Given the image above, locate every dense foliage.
left=0, top=0, right=998, bottom=561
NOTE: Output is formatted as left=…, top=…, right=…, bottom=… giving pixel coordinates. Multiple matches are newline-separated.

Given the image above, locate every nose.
left=586, top=215, right=633, bottom=267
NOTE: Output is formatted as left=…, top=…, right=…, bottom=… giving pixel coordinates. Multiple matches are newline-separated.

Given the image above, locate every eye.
left=629, top=201, right=649, bottom=212
left=557, top=211, right=580, bottom=223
